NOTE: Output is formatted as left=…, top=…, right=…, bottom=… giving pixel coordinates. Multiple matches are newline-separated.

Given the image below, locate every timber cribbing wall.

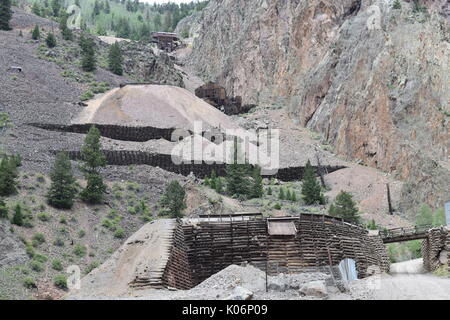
left=61, top=150, right=345, bottom=181
left=162, top=220, right=193, bottom=289
left=422, top=228, right=449, bottom=272
left=181, top=214, right=389, bottom=286
left=30, top=123, right=175, bottom=142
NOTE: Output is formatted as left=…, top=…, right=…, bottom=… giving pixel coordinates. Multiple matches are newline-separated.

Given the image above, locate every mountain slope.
left=184, top=0, right=450, bottom=215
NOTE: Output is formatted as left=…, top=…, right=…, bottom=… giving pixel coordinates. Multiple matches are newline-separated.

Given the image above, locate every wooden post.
left=386, top=183, right=393, bottom=215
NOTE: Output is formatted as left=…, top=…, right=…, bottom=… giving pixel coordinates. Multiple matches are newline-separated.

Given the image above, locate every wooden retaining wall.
left=181, top=215, right=389, bottom=286
left=60, top=149, right=345, bottom=181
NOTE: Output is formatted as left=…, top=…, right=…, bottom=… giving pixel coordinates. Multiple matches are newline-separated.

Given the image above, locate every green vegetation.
left=108, top=41, right=123, bottom=75
left=0, top=0, right=12, bottom=31
left=73, top=244, right=87, bottom=257
left=0, top=112, right=12, bottom=129
left=47, top=152, right=78, bottom=209
left=53, top=274, right=67, bottom=289
left=0, top=155, right=19, bottom=196
left=31, top=24, right=40, bottom=40
left=52, top=259, right=63, bottom=271
left=301, top=160, right=325, bottom=205
left=80, top=126, right=106, bottom=204
left=79, top=34, right=96, bottom=72
left=31, top=233, right=46, bottom=246
left=160, top=181, right=186, bottom=218
left=45, top=32, right=57, bottom=47
left=393, top=0, right=401, bottom=9
left=22, top=277, right=37, bottom=289
left=329, top=191, right=360, bottom=224
left=59, top=12, right=73, bottom=40
left=0, top=199, right=8, bottom=219
left=11, top=204, right=23, bottom=226
left=367, top=219, right=378, bottom=230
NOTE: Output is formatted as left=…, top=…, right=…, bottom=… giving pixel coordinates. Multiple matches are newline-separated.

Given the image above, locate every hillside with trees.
left=25, top=0, right=208, bottom=40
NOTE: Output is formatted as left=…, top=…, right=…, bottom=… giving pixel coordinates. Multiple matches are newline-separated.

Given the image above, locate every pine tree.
left=32, top=2, right=41, bottom=16
left=301, top=160, right=325, bottom=205
left=0, top=155, right=19, bottom=197
left=12, top=203, right=23, bottom=226
left=80, top=126, right=106, bottom=203
left=225, top=139, right=251, bottom=198
left=59, top=13, right=73, bottom=40
left=45, top=32, right=57, bottom=47
left=251, top=166, right=263, bottom=198
left=31, top=25, right=40, bottom=39
left=160, top=181, right=186, bottom=218
left=329, top=191, right=360, bottom=224
left=291, top=191, right=297, bottom=202
left=0, top=0, right=12, bottom=31
left=267, top=186, right=272, bottom=195
left=80, top=36, right=96, bottom=72
left=209, top=170, right=217, bottom=190
left=47, top=152, right=77, bottom=209
left=108, top=41, right=123, bottom=75
left=93, top=0, right=100, bottom=15
left=104, top=1, right=110, bottom=13
left=51, top=0, right=61, bottom=17
left=0, top=199, right=8, bottom=219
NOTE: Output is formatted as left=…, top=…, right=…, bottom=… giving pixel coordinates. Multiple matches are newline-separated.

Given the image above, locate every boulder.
left=299, top=281, right=328, bottom=298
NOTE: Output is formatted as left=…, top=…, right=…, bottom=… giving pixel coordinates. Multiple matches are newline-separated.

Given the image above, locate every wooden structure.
left=380, top=225, right=433, bottom=243
left=195, top=82, right=253, bottom=115
left=151, top=32, right=180, bottom=52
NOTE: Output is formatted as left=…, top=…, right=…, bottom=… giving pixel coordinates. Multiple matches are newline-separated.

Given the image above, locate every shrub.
left=85, top=261, right=99, bottom=274
left=32, top=233, right=45, bottom=245
left=52, top=259, right=63, bottom=271
left=114, top=227, right=125, bottom=239
left=23, top=277, right=37, bottom=289
left=53, top=238, right=64, bottom=247
left=11, top=203, right=23, bottom=226
left=267, top=187, right=272, bottom=196
left=31, top=25, right=40, bottom=40
left=33, top=253, right=48, bottom=263
left=29, top=260, right=43, bottom=272
left=393, top=0, right=401, bottom=9
left=78, top=230, right=86, bottom=238
left=0, top=199, right=8, bottom=218
left=37, top=212, right=50, bottom=222
left=53, top=275, right=67, bottom=289
left=273, top=203, right=282, bottom=210
left=73, top=244, right=87, bottom=257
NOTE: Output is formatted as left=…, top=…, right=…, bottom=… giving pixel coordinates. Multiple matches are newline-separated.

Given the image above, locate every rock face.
left=120, top=41, right=184, bottom=87
left=187, top=0, right=449, bottom=214
left=0, top=221, right=28, bottom=268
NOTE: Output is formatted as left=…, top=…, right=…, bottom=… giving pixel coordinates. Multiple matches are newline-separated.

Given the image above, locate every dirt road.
left=371, top=274, right=450, bottom=300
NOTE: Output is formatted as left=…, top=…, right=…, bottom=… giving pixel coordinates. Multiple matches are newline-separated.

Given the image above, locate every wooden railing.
left=380, top=225, right=434, bottom=243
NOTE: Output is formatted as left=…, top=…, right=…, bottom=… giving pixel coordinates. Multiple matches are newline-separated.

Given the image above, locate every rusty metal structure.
left=195, top=82, right=255, bottom=115
left=151, top=32, right=180, bottom=52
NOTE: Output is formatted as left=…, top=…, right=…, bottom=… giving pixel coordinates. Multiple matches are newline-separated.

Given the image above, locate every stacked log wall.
left=422, top=227, right=449, bottom=272
left=182, top=214, right=389, bottom=286
left=61, top=150, right=345, bottom=181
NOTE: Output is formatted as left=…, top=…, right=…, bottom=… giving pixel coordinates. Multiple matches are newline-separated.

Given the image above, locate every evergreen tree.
left=93, top=0, right=100, bottom=15
left=79, top=35, right=96, bottom=72
left=108, top=41, right=123, bottom=75
left=267, top=186, right=272, bottom=195
left=251, top=166, right=263, bottom=198
left=0, top=199, right=8, bottom=219
left=47, top=152, right=77, bottom=209
left=79, top=126, right=106, bottom=203
left=51, top=0, right=61, bottom=16
left=0, top=155, right=19, bottom=197
left=32, top=2, right=41, bottom=16
left=291, top=191, right=297, bottom=202
left=104, top=1, right=110, bottom=14
left=160, top=181, right=186, bottom=218
left=45, top=32, right=57, bottom=47
left=0, top=0, right=12, bottom=31
left=209, top=170, right=217, bottom=190
left=301, top=160, right=325, bottom=205
left=31, top=25, right=40, bottom=39
left=225, top=139, right=251, bottom=198
left=329, top=191, right=360, bottom=224
left=12, top=203, right=23, bottom=226
left=59, top=13, right=73, bottom=40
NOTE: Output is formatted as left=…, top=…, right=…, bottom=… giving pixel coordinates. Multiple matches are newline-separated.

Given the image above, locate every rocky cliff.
left=185, top=0, right=449, bottom=215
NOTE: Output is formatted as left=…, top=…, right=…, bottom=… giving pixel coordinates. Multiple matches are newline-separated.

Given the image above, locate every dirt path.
left=371, top=274, right=450, bottom=300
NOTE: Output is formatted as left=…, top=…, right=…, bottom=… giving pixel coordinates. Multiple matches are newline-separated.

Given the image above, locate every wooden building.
left=151, top=32, right=180, bottom=52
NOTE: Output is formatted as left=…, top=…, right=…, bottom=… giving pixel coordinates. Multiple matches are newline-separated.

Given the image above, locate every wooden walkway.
left=380, top=225, right=433, bottom=243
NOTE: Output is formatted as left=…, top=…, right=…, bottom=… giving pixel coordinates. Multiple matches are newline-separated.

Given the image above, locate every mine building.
left=151, top=32, right=180, bottom=52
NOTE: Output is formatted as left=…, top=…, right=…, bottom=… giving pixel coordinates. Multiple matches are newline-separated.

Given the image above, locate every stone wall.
left=422, top=227, right=449, bottom=272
